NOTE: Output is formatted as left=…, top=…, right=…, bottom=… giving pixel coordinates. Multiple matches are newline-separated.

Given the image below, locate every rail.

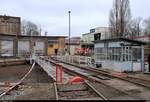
left=0, top=62, right=35, bottom=98
left=52, top=56, right=150, bottom=89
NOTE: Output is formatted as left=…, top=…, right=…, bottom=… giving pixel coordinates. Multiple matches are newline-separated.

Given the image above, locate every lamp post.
left=68, top=11, right=71, bottom=55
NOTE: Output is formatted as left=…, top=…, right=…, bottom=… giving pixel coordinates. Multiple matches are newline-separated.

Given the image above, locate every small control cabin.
left=94, top=38, right=146, bottom=72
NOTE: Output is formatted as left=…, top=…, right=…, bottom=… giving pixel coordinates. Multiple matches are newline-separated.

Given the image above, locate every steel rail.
left=51, top=57, right=150, bottom=89
left=47, top=59, right=135, bottom=97
left=84, top=81, right=107, bottom=100
left=54, top=82, right=58, bottom=100
left=0, top=62, right=35, bottom=98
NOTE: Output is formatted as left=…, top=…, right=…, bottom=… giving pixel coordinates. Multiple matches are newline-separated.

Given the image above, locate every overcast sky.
left=0, top=0, right=149, bottom=37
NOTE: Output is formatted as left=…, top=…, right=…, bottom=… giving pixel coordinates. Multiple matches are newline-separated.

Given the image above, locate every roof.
left=0, top=15, right=20, bottom=19
left=93, top=37, right=147, bottom=45
left=128, top=35, right=150, bottom=39
left=0, top=33, right=67, bottom=38
left=65, top=38, right=81, bottom=45
left=82, top=33, right=91, bottom=35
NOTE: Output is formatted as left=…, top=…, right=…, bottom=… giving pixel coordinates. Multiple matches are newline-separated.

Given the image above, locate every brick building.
left=0, top=15, right=21, bottom=35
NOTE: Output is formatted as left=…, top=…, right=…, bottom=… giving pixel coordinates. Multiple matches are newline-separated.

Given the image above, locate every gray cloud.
left=0, top=0, right=149, bottom=36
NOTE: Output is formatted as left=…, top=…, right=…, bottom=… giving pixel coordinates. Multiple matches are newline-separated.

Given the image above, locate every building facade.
left=0, top=34, right=66, bottom=57
left=65, top=37, right=81, bottom=55
left=94, top=38, right=146, bottom=72
left=128, top=35, right=150, bottom=62
left=48, top=37, right=66, bottom=56
left=81, top=27, right=110, bottom=56
left=0, top=15, right=21, bottom=35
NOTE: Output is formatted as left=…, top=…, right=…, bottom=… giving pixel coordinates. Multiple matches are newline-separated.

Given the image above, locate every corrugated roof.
left=93, top=37, right=147, bottom=45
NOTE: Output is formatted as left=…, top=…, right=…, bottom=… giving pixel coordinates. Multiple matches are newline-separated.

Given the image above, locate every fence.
left=55, top=55, right=93, bottom=65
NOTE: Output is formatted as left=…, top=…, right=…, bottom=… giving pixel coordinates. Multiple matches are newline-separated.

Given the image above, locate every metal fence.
left=55, top=55, right=93, bottom=65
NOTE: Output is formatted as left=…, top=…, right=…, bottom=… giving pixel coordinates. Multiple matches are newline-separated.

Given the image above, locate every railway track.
left=0, top=56, right=108, bottom=100
left=46, top=58, right=144, bottom=99
left=50, top=57, right=150, bottom=89
left=0, top=62, right=36, bottom=98
left=1, top=56, right=149, bottom=100
left=123, top=76, right=150, bottom=88
left=42, top=57, right=108, bottom=100
left=54, top=81, right=107, bottom=100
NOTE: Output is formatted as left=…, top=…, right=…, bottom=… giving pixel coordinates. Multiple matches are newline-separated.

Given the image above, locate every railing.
left=33, top=55, right=70, bottom=83
left=55, top=55, right=93, bottom=65
left=35, top=56, right=56, bottom=81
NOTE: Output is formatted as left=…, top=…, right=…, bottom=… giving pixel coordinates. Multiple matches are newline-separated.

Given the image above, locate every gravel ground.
left=1, top=62, right=150, bottom=100
left=0, top=64, right=56, bottom=100
left=128, top=73, right=150, bottom=81
left=0, top=64, right=30, bottom=82
left=89, top=78, right=150, bottom=100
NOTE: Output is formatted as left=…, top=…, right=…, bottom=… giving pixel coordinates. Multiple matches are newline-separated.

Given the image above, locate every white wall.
left=133, top=62, right=141, bottom=71
left=70, top=45, right=81, bottom=55
left=96, top=60, right=133, bottom=72
left=95, top=43, right=104, bottom=48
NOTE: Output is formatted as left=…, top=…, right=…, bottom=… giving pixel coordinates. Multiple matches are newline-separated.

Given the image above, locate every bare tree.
left=109, top=0, right=131, bottom=38
left=21, top=20, right=40, bottom=36
left=143, top=17, right=150, bottom=35
left=129, top=17, right=142, bottom=37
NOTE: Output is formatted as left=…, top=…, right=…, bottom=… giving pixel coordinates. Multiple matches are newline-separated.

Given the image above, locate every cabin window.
left=95, top=46, right=132, bottom=61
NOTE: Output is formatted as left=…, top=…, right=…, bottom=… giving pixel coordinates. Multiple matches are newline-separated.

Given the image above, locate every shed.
left=94, top=38, right=146, bottom=72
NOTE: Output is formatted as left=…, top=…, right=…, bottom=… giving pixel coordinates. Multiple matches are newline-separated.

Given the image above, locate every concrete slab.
left=57, top=83, right=87, bottom=92
left=71, top=97, right=103, bottom=100
left=104, top=79, right=147, bottom=92
left=131, top=91, right=150, bottom=100
left=109, top=95, right=140, bottom=100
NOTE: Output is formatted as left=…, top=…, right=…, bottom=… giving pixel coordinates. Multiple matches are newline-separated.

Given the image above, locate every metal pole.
left=68, top=11, right=71, bottom=55
left=141, top=45, right=144, bottom=72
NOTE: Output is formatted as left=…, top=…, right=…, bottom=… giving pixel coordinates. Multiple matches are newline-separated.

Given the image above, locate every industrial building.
left=0, top=15, right=21, bottom=35
left=81, top=27, right=110, bottom=55
left=94, top=38, right=146, bottom=72
left=65, top=37, right=81, bottom=55
left=0, top=34, right=66, bottom=58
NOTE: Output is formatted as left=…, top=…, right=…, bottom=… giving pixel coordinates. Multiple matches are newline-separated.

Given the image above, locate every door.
left=55, top=49, right=58, bottom=55
left=1, top=40, right=13, bottom=56
left=35, top=41, right=45, bottom=55
left=18, top=40, right=30, bottom=57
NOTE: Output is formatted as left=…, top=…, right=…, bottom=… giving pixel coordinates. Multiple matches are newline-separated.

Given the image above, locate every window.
left=122, top=46, right=132, bottom=61
left=113, top=47, right=121, bottom=61
left=96, top=47, right=122, bottom=61
left=49, top=44, right=53, bottom=47
left=94, top=33, right=101, bottom=41
left=96, top=47, right=107, bottom=60
left=132, top=47, right=141, bottom=62
left=90, top=29, right=95, bottom=33
left=48, top=40, right=58, bottom=44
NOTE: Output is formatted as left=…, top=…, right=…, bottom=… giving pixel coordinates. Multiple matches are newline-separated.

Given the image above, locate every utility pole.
left=68, top=11, right=71, bottom=55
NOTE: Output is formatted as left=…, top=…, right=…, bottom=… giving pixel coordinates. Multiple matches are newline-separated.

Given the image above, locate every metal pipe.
left=68, top=11, right=71, bottom=55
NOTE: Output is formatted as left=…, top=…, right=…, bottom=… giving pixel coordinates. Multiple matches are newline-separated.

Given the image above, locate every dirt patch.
left=0, top=64, right=55, bottom=100
left=0, top=64, right=31, bottom=82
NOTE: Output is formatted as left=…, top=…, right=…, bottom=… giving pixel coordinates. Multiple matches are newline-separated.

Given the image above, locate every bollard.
left=60, top=65, right=63, bottom=83
left=55, top=64, right=63, bottom=84
left=56, top=64, right=58, bottom=83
